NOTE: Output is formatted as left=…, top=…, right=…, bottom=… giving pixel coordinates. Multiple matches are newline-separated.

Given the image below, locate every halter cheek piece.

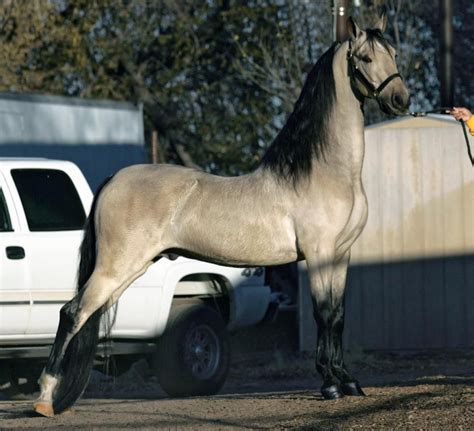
left=346, top=39, right=402, bottom=107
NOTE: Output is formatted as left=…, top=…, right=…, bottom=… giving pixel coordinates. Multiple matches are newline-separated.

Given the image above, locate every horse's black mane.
left=260, top=43, right=338, bottom=186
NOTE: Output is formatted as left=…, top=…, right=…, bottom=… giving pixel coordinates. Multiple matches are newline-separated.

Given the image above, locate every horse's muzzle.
left=381, top=89, right=410, bottom=116
left=391, top=93, right=410, bottom=112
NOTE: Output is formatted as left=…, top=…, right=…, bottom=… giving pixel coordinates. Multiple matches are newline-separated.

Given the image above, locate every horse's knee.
left=311, top=296, right=331, bottom=325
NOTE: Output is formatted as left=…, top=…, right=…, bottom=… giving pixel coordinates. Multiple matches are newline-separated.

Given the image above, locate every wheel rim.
left=184, top=324, right=220, bottom=380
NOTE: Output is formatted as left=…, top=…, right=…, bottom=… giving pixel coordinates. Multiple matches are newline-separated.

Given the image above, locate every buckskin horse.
left=34, top=12, right=409, bottom=417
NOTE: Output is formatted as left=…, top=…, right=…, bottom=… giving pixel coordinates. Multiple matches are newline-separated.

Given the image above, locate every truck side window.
left=0, top=188, right=13, bottom=232
left=11, top=169, right=86, bottom=231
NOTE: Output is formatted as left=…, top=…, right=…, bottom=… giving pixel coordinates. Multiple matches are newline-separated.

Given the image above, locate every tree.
left=0, top=1, right=470, bottom=173
left=452, top=0, right=473, bottom=109
left=0, top=1, right=207, bottom=166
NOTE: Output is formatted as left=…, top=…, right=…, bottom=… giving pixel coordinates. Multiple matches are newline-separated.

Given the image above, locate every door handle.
left=6, top=246, right=25, bottom=260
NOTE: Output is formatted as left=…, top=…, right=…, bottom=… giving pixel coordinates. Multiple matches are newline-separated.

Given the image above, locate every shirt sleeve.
left=467, top=115, right=474, bottom=136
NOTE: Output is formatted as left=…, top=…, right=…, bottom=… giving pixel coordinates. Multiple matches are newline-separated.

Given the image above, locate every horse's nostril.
left=392, top=94, right=404, bottom=108
left=391, top=93, right=410, bottom=111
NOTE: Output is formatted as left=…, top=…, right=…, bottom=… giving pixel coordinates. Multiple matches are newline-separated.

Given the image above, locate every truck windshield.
left=11, top=169, right=86, bottom=231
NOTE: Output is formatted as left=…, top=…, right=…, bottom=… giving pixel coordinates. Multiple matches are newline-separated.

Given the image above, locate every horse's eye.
left=362, top=56, right=372, bottom=63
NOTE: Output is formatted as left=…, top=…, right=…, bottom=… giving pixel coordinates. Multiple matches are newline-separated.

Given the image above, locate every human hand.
left=451, top=107, right=473, bottom=122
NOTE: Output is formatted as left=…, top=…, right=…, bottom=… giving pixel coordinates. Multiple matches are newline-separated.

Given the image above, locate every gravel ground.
left=0, top=350, right=472, bottom=430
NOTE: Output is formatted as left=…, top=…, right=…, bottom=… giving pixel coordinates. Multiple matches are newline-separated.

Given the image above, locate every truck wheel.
left=153, top=303, right=230, bottom=397
left=0, top=361, right=41, bottom=397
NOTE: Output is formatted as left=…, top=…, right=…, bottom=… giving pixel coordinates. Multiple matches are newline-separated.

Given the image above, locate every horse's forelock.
left=365, top=28, right=392, bottom=55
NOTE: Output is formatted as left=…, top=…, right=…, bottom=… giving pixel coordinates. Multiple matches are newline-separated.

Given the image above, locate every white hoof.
left=35, top=371, right=59, bottom=413
left=33, top=401, right=54, bottom=417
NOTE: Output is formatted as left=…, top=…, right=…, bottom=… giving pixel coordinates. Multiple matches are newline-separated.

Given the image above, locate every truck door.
left=0, top=174, right=31, bottom=335
left=8, top=168, right=86, bottom=336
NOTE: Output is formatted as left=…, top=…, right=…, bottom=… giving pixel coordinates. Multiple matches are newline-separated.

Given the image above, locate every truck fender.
left=150, top=260, right=270, bottom=337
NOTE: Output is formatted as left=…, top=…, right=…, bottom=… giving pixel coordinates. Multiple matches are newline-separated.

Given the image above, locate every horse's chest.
left=336, top=190, right=368, bottom=254
left=294, top=183, right=367, bottom=253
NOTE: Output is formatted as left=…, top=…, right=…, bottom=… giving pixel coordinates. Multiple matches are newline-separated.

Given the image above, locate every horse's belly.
left=174, top=217, right=298, bottom=266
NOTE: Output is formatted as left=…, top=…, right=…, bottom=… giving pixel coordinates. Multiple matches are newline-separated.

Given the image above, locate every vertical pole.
left=151, top=130, right=159, bottom=164
left=333, top=0, right=350, bottom=43
left=439, top=0, right=453, bottom=107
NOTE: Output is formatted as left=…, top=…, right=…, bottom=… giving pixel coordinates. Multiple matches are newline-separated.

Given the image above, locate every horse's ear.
left=374, top=6, right=388, bottom=32
left=348, top=17, right=361, bottom=40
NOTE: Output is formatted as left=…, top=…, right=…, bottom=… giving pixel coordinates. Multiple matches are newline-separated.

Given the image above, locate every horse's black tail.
left=52, top=177, right=113, bottom=414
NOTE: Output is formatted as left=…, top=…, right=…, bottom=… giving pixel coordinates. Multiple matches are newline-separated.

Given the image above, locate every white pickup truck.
left=0, top=158, right=272, bottom=397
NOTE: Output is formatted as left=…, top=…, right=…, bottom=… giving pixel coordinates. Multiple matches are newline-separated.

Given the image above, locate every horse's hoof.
left=321, top=384, right=344, bottom=400
left=33, top=401, right=55, bottom=417
left=341, top=381, right=366, bottom=396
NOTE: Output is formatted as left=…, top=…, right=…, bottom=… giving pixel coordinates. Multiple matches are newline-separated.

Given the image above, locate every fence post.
left=151, top=130, right=159, bottom=164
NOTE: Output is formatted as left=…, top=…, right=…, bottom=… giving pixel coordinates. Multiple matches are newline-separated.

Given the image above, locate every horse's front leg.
left=330, top=252, right=365, bottom=396
left=305, top=245, right=344, bottom=399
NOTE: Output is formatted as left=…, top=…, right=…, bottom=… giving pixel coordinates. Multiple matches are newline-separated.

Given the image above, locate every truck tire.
left=153, top=303, right=230, bottom=397
left=0, top=361, right=41, bottom=396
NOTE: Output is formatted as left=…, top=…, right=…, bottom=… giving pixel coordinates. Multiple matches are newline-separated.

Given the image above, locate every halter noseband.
left=347, top=39, right=402, bottom=104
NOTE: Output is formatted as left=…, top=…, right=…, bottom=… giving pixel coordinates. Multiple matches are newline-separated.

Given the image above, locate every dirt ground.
left=0, top=350, right=473, bottom=430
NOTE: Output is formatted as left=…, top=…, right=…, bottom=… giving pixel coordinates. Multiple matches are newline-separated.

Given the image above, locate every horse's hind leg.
left=34, top=294, right=82, bottom=416
left=330, top=252, right=365, bottom=396
left=35, top=271, right=122, bottom=414
left=35, top=261, right=152, bottom=415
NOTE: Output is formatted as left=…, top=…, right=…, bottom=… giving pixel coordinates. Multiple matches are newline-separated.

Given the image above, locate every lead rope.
left=459, top=120, right=474, bottom=166
left=406, top=108, right=474, bottom=166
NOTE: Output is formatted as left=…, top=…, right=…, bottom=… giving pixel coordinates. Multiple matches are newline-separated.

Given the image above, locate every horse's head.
left=346, top=12, right=410, bottom=116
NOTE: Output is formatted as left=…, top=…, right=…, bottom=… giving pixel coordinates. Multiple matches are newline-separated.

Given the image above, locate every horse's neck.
left=322, top=44, right=366, bottom=180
